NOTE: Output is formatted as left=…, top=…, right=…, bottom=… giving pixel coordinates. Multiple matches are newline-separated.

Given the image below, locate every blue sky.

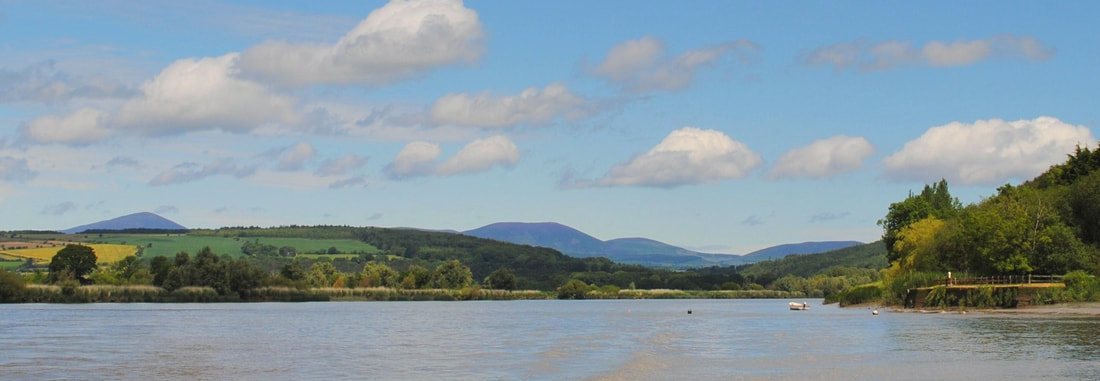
left=1, top=0, right=1097, bottom=254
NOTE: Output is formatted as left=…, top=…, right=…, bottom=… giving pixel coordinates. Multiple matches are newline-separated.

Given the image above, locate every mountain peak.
left=62, top=212, right=187, bottom=234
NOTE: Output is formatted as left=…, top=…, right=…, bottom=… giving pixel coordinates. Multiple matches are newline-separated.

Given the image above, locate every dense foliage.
left=838, top=143, right=1100, bottom=308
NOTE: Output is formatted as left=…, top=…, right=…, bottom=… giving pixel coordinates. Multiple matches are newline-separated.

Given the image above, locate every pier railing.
left=938, top=274, right=1063, bottom=286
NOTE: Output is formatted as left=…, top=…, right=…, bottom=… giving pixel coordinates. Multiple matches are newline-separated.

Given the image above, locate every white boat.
left=789, top=301, right=809, bottom=310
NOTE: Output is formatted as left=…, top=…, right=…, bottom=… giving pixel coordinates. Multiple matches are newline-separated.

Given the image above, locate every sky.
left=1, top=0, right=1098, bottom=254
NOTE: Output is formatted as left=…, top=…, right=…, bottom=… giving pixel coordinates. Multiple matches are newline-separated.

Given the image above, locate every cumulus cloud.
left=769, top=136, right=875, bottom=179
left=316, top=154, right=369, bottom=176
left=883, top=117, right=1094, bottom=185
left=0, top=60, right=132, bottom=103
left=437, top=135, right=520, bottom=175
left=591, top=127, right=762, bottom=188
left=0, top=156, right=36, bottom=182
left=277, top=142, right=317, bottom=171
left=385, top=136, right=520, bottom=178
left=239, top=0, right=484, bottom=87
left=20, top=107, right=111, bottom=145
left=385, top=141, right=442, bottom=179
left=149, top=158, right=256, bottom=186
left=591, top=36, right=759, bottom=93
left=430, top=83, right=590, bottom=127
left=114, top=53, right=300, bottom=135
left=805, top=35, right=1054, bottom=72
left=41, top=201, right=78, bottom=216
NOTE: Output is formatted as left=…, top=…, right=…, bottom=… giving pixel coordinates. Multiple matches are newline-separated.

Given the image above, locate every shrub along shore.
left=8, top=283, right=805, bottom=303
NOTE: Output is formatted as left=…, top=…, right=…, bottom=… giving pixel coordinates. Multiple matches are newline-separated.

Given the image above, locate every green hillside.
left=738, top=241, right=887, bottom=279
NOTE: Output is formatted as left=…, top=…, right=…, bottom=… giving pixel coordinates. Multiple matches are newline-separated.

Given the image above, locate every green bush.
left=829, top=284, right=883, bottom=306
left=0, top=269, right=26, bottom=302
left=1063, top=270, right=1098, bottom=301
left=558, top=279, right=589, bottom=299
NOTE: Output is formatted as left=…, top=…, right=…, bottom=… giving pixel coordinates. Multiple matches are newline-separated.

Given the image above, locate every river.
left=2, top=299, right=1099, bottom=380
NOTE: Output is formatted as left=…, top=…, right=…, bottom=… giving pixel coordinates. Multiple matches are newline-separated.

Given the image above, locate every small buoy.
left=687, top=309, right=692, bottom=314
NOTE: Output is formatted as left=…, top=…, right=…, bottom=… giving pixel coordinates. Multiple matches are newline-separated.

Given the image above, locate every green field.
left=88, top=235, right=379, bottom=258
left=0, top=261, right=22, bottom=270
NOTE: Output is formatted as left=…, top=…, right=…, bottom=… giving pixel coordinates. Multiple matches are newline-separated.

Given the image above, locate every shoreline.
left=862, top=302, right=1100, bottom=316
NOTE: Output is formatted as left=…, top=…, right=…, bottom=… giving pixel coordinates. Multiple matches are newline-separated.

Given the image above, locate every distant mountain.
left=463, top=222, right=745, bottom=268
left=62, top=212, right=187, bottom=234
left=463, top=222, right=606, bottom=255
left=741, top=241, right=863, bottom=262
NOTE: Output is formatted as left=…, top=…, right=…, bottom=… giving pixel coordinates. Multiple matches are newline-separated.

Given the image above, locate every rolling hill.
left=738, top=241, right=889, bottom=279
left=463, top=222, right=863, bottom=269
left=61, top=212, right=187, bottom=234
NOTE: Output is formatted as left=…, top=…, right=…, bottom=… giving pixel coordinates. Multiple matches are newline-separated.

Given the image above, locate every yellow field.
left=0, top=244, right=137, bottom=264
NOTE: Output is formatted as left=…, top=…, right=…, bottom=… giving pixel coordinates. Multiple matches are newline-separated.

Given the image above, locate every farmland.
left=0, top=244, right=137, bottom=264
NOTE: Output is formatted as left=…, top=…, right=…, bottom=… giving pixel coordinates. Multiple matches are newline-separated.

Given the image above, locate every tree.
left=150, top=256, right=173, bottom=287
left=360, top=262, right=399, bottom=288
left=307, top=262, right=339, bottom=288
left=879, top=179, right=960, bottom=263
left=280, top=261, right=306, bottom=281
left=48, top=244, right=98, bottom=283
left=887, top=217, right=947, bottom=276
left=485, top=268, right=517, bottom=291
left=430, top=260, right=472, bottom=289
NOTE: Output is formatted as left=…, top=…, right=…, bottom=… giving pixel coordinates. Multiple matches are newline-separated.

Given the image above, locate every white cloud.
left=239, top=0, right=484, bottom=87
left=883, top=117, right=1094, bottom=185
left=805, top=35, right=1054, bottom=72
left=316, top=154, right=368, bottom=176
left=591, top=36, right=759, bottom=93
left=0, top=156, right=36, bottom=182
left=385, top=141, right=441, bottom=179
left=385, top=136, right=520, bottom=179
left=155, top=205, right=179, bottom=215
left=149, top=158, right=256, bottom=186
left=769, top=136, right=875, bottom=179
left=20, top=107, right=111, bottom=144
left=114, top=53, right=300, bottom=135
left=277, top=141, right=316, bottom=171
left=594, top=127, right=762, bottom=188
left=437, top=135, right=520, bottom=175
left=430, top=83, right=589, bottom=127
